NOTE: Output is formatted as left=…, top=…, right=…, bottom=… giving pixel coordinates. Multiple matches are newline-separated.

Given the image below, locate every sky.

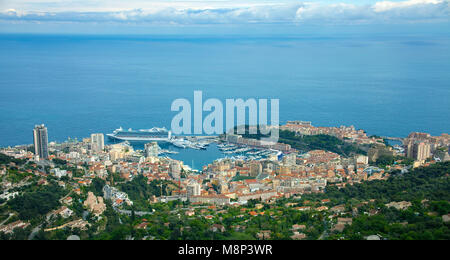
left=0, top=0, right=449, bottom=33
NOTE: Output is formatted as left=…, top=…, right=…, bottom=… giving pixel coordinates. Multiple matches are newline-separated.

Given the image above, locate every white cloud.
left=292, top=0, right=449, bottom=24
left=0, top=0, right=449, bottom=25
left=373, top=0, right=445, bottom=12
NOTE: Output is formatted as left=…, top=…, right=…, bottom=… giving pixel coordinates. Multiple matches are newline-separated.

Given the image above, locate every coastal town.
left=0, top=121, right=449, bottom=240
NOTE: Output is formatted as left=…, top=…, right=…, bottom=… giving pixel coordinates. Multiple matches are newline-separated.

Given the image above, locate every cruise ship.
left=107, top=127, right=172, bottom=142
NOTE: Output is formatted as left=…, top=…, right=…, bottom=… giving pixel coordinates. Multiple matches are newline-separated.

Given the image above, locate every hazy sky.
left=0, top=0, right=449, bottom=33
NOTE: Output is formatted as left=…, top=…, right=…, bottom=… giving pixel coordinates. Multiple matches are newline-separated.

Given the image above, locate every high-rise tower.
left=91, top=133, right=105, bottom=153
left=33, top=124, right=49, bottom=160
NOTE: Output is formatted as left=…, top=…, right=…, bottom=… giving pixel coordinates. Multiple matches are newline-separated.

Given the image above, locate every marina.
left=106, top=128, right=283, bottom=170
left=216, top=142, right=282, bottom=161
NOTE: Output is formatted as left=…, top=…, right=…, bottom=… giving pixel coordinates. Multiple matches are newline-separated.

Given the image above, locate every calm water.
left=0, top=33, right=449, bottom=166
left=127, top=141, right=223, bottom=170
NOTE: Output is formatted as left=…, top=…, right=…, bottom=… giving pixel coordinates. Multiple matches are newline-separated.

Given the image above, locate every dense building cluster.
left=0, top=122, right=449, bottom=240
left=281, top=121, right=384, bottom=145
left=404, top=132, right=450, bottom=163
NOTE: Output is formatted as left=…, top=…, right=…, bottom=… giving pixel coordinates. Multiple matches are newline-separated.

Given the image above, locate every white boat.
left=107, top=127, right=172, bottom=142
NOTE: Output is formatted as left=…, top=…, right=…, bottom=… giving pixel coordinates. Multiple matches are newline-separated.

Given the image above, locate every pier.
left=381, top=136, right=404, bottom=143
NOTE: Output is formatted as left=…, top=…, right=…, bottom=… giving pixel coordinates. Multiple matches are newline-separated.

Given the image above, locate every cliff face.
left=83, top=191, right=106, bottom=216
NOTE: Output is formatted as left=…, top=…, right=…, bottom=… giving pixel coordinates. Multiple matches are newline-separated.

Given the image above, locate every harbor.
left=105, top=127, right=283, bottom=170
left=216, top=143, right=282, bottom=161
left=106, top=136, right=223, bottom=171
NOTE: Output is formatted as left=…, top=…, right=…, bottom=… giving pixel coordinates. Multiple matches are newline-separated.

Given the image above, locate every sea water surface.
left=0, top=32, right=449, bottom=167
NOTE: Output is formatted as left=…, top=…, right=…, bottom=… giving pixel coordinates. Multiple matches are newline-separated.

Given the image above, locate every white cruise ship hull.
left=106, top=133, right=171, bottom=142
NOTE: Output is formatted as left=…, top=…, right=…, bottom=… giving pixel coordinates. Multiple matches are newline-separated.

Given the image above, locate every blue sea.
left=0, top=31, right=449, bottom=167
